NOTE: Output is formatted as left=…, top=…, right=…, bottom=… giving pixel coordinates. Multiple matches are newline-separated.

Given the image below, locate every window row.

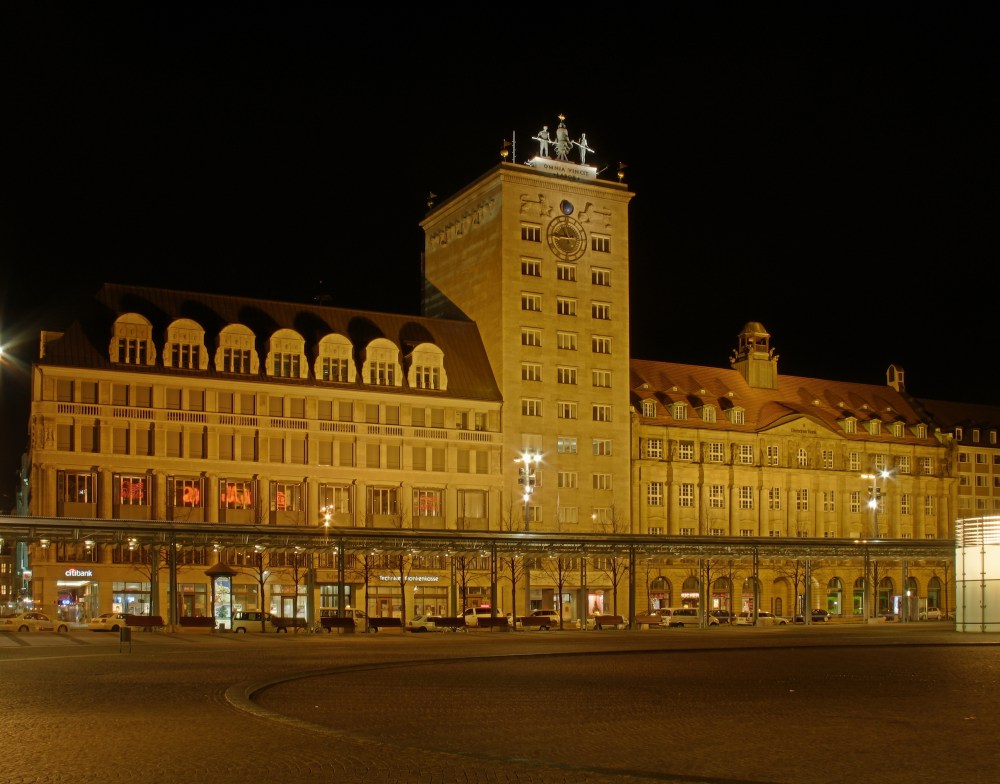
left=522, top=400, right=612, bottom=422
left=520, top=258, right=612, bottom=285
left=111, top=314, right=448, bottom=389
left=640, top=438, right=934, bottom=474
left=520, top=328, right=613, bottom=355
left=57, top=472, right=490, bottom=518
left=519, top=225, right=611, bottom=256
left=520, top=293, right=612, bottom=320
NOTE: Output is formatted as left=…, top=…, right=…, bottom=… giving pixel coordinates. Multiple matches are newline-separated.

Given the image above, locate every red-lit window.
left=116, top=475, right=147, bottom=506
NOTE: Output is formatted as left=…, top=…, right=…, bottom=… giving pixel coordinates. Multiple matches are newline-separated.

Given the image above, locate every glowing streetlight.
left=860, top=468, right=893, bottom=621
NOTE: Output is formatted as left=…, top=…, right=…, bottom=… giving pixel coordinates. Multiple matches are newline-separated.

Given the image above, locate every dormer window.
left=641, top=399, right=656, bottom=418
left=912, top=423, right=927, bottom=439
left=164, top=318, right=208, bottom=370
left=955, top=427, right=964, bottom=441
left=866, top=419, right=882, bottom=436
left=267, top=329, right=308, bottom=379
left=672, top=402, right=688, bottom=420
left=728, top=407, right=745, bottom=425
left=407, top=343, right=447, bottom=391
left=316, top=334, right=355, bottom=383
left=110, top=313, right=156, bottom=366
left=700, top=405, right=716, bottom=423
left=215, top=324, right=258, bottom=374
left=891, top=422, right=904, bottom=438
left=840, top=416, right=858, bottom=434
left=363, top=338, right=402, bottom=387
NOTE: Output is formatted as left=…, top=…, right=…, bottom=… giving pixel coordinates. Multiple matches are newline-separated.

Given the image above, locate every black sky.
left=2, top=4, right=997, bottom=509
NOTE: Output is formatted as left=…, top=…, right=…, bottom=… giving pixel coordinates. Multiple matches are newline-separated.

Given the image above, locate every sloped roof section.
left=38, top=283, right=502, bottom=402
left=630, top=358, right=934, bottom=442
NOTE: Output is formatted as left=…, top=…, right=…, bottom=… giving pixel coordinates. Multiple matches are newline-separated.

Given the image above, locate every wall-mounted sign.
left=64, top=568, right=94, bottom=578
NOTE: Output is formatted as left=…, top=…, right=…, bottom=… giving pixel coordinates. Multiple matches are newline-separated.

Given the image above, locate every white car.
left=658, top=608, right=719, bottom=628
left=406, top=614, right=441, bottom=632
left=920, top=607, right=946, bottom=621
left=88, top=612, right=131, bottom=632
left=735, top=611, right=789, bottom=626
left=1, top=611, right=70, bottom=633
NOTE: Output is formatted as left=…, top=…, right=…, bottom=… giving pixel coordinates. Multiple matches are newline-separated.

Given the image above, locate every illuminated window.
left=164, top=318, right=207, bottom=370
left=363, top=339, right=401, bottom=386
left=319, top=484, right=351, bottom=515
left=58, top=471, right=96, bottom=504
left=220, top=480, right=255, bottom=510
left=409, top=343, right=446, bottom=390
left=593, top=438, right=612, bottom=455
left=216, top=324, right=258, bottom=374
left=115, top=474, right=148, bottom=507
left=111, top=313, right=154, bottom=366
left=267, top=329, right=307, bottom=379
left=367, top=486, right=400, bottom=516
left=557, top=436, right=578, bottom=454
left=170, top=477, right=203, bottom=508
left=271, top=482, right=303, bottom=512
left=317, top=334, right=354, bottom=383
left=413, top=488, right=442, bottom=517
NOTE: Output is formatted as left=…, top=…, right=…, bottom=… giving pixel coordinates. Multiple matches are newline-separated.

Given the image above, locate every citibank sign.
left=64, top=568, right=94, bottom=578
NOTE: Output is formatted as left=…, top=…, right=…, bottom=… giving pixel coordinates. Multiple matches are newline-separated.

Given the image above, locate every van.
left=462, top=607, right=501, bottom=627
left=231, top=611, right=272, bottom=633
left=658, top=608, right=719, bottom=628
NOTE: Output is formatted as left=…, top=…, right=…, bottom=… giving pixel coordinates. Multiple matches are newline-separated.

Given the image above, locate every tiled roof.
left=38, top=283, right=502, bottom=402
left=910, top=398, right=1000, bottom=430
left=630, top=358, right=932, bottom=442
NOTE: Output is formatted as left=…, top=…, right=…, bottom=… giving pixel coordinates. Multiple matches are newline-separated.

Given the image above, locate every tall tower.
left=421, top=118, right=635, bottom=534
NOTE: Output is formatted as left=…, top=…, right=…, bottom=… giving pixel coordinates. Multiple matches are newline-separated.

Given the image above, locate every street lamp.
left=860, top=468, right=893, bottom=621
left=515, top=452, right=541, bottom=616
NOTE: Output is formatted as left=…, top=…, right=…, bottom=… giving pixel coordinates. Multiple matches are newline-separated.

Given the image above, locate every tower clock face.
left=546, top=215, right=586, bottom=261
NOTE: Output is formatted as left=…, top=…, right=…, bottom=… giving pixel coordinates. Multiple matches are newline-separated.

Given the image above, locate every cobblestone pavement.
left=1, top=624, right=997, bottom=784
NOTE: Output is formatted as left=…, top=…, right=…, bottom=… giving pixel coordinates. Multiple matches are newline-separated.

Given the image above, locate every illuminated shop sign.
left=64, top=568, right=95, bottom=578
left=378, top=575, right=440, bottom=582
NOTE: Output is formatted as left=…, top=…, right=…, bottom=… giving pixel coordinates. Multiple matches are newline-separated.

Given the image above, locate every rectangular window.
left=367, top=487, right=399, bottom=516
left=522, top=362, right=542, bottom=382
left=592, top=438, right=612, bottom=456
left=709, top=485, right=725, bottom=509
left=822, top=450, right=834, bottom=469
left=739, top=486, right=754, bottom=509
left=557, top=297, right=577, bottom=316
left=319, top=484, right=352, bottom=515
left=557, top=401, right=578, bottom=419
left=797, top=448, right=809, bottom=468
left=414, top=489, right=442, bottom=517
left=521, top=399, right=542, bottom=417
left=591, top=236, right=610, bottom=254
left=521, top=293, right=542, bottom=312
left=170, top=477, right=203, bottom=508
left=647, top=481, right=663, bottom=506
left=874, top=454, right=888, bottom=471
left=738, top=444, right=754, bottom=465
left=767, top=446, right=780, bottom=466
left=593, top=473, right=612, bottom=490
left=849, top=452, right=861, bottom=472
left=901, top=493, right=912, bottom=515
left=707, top=443, right=725, bottom=463
left=557, top=471, right=578, bottom=488
left=591, top=266, right=611, bottom=285
left=823, top=491, right=836, bottom=512
left=320, top=356, right=349, bottom=382
left=367, top=361, right=395, bottom=386
left=645, top=438, right=663, bottom=459
left=521, top=327, right=541, bottom=347
left=591, top=302, right=611, bottom=320
left=271, top=482, right=303, bottom=512
left=795, top=489, right=809, bottom=511
left=521, top=258, right=541, bottom=276
left=558, top=506, right=578, bottom=525
left=521, top=224, right=541, bottom=242
left=272, top=353, right=301, bottom=378
left=850, top=490, right=862, bottom=513
left=557, top=366, right=578, bottom=385
left=678, top=483, right=694, bottom=508
left=222, top=348, right=251, bottom=373
left=897, top=456, right=911, bottom=474
left=925, top=495, right=935, bottom=516
left=976, top=453, right=987, bottom=465
left=115, top=475, right=147, bottom=506
left=220, top=480, right=254, bottom=510
left=678, top=441, right=694, bottom=461
left=592, top=369, right=611, bottom=387
left=557, top=331, right=578, bottom=351
left=591, top=335, right=611, bottom=354
left=556, top=262, right=577, bottom=281
left=557, top=436, right=578, bottom=454
left=768, top=488, right=781, bottom=510
left=592, top=404, right=611, bottom=422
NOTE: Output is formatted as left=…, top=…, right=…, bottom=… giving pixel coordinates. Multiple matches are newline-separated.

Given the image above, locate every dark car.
left=710, top=609, right=733, bottom=624
left=793, top=609, right=831, bottom=623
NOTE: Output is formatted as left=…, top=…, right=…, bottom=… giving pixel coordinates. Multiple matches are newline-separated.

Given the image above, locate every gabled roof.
left=38, top=283, right=502, bottom=402
left=630, top=358, right=931, bottom=442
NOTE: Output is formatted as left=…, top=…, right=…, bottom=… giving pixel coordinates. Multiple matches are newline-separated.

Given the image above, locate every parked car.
left=526, top=609, right=561, bottom=630
left=462, top=607, right=502, bottom=627
left=231, top=611, right=272, bottom=633
left=793, top=609, right=831, bottom=623
left=735, top=611, right=789, bottom=626
left=659, top=608, right=719, bottom=628
left=1, top=611, right=70, bottom=633
left=88, top=612, right=131, bottom=632
left=710, top=609, right=734, bottom=624
left=406, top=614, right=441, bottom=632
left=920, top=607, right=945, bottom=621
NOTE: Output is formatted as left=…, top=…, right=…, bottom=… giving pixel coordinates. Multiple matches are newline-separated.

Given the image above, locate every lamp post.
left=516, top=452, right=541, bottom=615
left=860, top=469, right=892, bottom=621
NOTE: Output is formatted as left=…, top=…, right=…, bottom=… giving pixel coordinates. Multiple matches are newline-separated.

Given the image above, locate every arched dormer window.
left=315, top=334, right=355, bottom=383
left=215, top=324, right=259, bottom=375
left=164, top=318, right=208, bottom=370
left=266, top=328, right=308, bottom=379
left=641, top=399, right=656, bottom=418
left=110, top=313, right=156, bottom=366
left=362, top=338, right=402, bottom=387
left=406, top=342, right=447, bottom=391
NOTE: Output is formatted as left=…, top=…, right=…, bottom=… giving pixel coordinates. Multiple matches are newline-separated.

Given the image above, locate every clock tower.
left=421, top=117, right=635, bottom=537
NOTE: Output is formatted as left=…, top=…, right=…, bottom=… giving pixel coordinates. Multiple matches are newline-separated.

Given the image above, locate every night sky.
left=2, top=5, right=997, bottom=509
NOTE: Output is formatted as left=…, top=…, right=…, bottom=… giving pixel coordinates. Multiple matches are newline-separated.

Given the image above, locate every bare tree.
left=387, top=496, right=414, bottom=623
left=131, top=542, right=172, bottom=617
left=341, top=550, right=378, bottom=632
left=284, top=549, right=312, bottom=633
left=772, top=558, right=808, bottom=616
left=591, top=504, right=630, bottom=615
left=497, top=496, right=526, bottom=621
left=537, top=552, right=572, bottom=628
